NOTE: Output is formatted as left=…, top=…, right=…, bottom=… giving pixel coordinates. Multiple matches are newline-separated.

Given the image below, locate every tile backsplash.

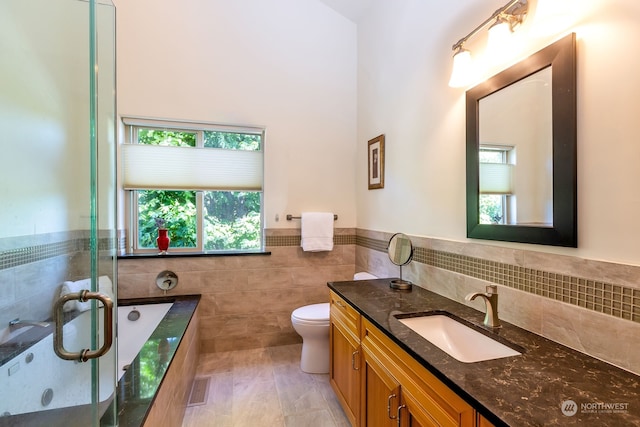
left=356, top=229, right=640, bottom=375
left=357, top=231, right=640, bottom=325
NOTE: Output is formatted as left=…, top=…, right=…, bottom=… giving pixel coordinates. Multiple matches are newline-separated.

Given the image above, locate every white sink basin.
left=396, top=314, right=521, bottom=363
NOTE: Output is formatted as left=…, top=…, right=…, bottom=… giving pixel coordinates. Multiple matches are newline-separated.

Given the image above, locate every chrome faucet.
left=465, top=285, right=501, bottom=328
left=8, top=318, right=50, bottom=332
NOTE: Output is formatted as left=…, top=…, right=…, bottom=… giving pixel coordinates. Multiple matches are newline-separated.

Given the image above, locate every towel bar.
left=286, top=214, right=338, bottom=221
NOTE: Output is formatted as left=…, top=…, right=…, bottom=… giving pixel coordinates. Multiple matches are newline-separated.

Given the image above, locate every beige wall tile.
left=118, top=236, right=355, bottom=355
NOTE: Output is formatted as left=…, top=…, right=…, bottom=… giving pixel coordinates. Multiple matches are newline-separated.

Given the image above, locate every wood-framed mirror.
left=466, top=33, right=577, bottom=247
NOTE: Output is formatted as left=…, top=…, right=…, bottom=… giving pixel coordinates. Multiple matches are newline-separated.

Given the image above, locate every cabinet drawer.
left=330, top=291, right=360, bottom=336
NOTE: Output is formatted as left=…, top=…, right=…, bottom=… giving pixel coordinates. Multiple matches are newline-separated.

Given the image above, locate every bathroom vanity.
left=328, top=279, right=640, bottom=426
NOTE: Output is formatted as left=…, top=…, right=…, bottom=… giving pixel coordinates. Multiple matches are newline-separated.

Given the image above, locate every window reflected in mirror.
left=479, top=145, right=515, bottom=225
left=478, top=67, right=553, bottom=227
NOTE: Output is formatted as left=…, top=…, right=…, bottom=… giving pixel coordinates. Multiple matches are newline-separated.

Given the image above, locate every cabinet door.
left=477, top=414, right=495, bottom=427
left=362, top=345, right=401, bottom=427
left=398, top=387, right=440, bottom=427
left=330, top=318, right=360, bottom=426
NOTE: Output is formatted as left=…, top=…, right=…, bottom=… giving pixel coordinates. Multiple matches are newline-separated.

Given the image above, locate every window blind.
left=122, top=144, right=263, bottom=191
left=479, top=163, right=513, bottom=195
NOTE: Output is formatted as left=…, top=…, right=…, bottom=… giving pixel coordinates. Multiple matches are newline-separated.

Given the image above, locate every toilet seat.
left=291, top=303, right=329, bottom=325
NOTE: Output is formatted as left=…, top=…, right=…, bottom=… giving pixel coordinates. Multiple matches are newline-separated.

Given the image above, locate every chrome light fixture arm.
left=451, top=0, right=529, bottom=52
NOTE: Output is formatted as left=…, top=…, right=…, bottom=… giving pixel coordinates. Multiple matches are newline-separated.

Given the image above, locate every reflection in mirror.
left=466, top=33, right=577, bottom=247
left=387, top=233, right=413, bottom=290
left=479, top=67, right=552, bottom=226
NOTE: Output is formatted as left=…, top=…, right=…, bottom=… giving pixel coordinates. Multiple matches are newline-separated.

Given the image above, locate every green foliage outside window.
left=138, top=129, right=196, bottom=147
left=204, top=131, right=261, bottom=150
left=479, top=195, right=504, bottom=224
left=138, top=190, right=197, bottom=248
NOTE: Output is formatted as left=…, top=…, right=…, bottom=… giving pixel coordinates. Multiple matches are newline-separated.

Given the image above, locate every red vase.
left=156, top=229, right=170, bottom=254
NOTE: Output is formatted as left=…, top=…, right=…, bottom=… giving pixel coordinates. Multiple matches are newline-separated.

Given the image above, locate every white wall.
left=0, top=0, right=93, bottom=237
left=116, top=0, right=358, bottom=229
left=357, top=0, right=640, bottom=266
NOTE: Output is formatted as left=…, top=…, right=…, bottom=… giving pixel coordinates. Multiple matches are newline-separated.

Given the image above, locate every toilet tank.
left=354, top=272, right=378, bottom=280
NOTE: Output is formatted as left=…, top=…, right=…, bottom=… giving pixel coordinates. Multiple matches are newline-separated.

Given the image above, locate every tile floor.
left=181, top=344, right=351, bottom=427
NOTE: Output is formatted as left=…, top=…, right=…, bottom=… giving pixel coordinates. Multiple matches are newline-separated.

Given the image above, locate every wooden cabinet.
left=329, top=291, right=362, bottom=426
left=362, top=318, right=475, bottom=427
left=329, top=291, right=483, bottom=427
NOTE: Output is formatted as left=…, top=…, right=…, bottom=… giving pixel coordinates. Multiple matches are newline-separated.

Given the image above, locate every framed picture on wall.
left=368, top=134, right=385, bottom=189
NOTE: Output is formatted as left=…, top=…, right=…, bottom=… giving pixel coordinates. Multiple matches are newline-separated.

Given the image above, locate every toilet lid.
left=292, top=303, right=329, bottom=321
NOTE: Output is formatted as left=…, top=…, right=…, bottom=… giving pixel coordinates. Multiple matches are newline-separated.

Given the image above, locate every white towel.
left=301, top=212, right=334, bottom=252
left=59, top=276, right=114, bottom=312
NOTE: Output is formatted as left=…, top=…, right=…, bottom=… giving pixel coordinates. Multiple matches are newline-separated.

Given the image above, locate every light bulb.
left=448, top=48, right=473, bottom=88
left=487, top=18, right=513, bottom=55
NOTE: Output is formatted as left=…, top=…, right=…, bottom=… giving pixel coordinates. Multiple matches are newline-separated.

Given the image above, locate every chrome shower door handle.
left=53, top=290, right=114, bottom=362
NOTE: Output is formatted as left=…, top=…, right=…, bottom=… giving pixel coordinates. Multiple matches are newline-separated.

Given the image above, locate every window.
left=479, top=145, right=514, bottom=225
left=122, top=118, right=264, bottom=253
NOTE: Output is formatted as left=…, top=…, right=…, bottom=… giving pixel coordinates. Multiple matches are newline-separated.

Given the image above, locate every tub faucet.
left=465, top=285, right=501, bottom=328
left=8, top=318, right=51, bottom=332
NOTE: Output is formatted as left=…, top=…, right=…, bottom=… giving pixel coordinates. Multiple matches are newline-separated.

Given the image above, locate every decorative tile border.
left=265, top=234, right=355, bottom=247
left=0, top=241, right=78, bottom=270
left=359, top=237, right=640, bottom=324
left=0, top=236, right=118, bottom=271
left=355, top=235, right=388, bottom=252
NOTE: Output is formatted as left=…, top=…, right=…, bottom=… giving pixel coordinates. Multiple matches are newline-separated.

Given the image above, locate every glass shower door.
left=0, top=0, right=117, bottom=425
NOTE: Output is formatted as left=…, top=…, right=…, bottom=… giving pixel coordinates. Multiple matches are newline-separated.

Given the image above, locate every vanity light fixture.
left=449, top=0, right=529, bottom=88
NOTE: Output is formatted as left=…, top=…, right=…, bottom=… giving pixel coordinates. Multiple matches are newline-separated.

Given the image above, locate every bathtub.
left=0, top=299, right=193, bottom=425
left=117, top=303, right=173, bottom=380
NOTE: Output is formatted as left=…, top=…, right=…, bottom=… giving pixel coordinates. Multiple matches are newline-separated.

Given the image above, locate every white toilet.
left=353, top=272, right=378, bottom=280
left=291, top=303, right=330, bottom=373
left=291, top=272, right=378, bottom=374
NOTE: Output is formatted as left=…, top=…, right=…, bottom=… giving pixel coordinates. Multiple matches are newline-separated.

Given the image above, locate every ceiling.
left=317, top=0, right=372, bottom=23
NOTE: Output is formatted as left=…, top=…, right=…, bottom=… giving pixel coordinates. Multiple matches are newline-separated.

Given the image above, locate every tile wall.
left=5, top=227, right=639, bottom=375
left=0, top=231, right=115, bottom=331
left=117, top=228, right=356, bottom=353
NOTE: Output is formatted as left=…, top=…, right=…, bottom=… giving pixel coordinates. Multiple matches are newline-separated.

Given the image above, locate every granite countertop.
left=328, top=279, right=640, bottom=427
left=104, top=294, right=200, bottom=426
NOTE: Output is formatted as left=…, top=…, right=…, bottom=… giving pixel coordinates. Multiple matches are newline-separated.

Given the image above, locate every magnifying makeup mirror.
left=388, top=233, right=413, bottom=290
